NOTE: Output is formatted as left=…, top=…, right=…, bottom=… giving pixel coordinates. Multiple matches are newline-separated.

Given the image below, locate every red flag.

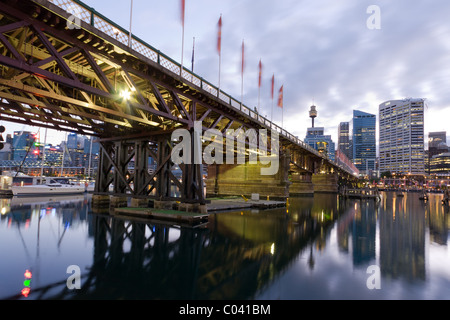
left=277, top=85, right=284, bottom=108
left=217, top=15, right=222, bottom=55
left=271, top=74, right=275, bottom=100
left=258, top=59, right=262, bottom=88
left=181, top=0, right=185, bottom=27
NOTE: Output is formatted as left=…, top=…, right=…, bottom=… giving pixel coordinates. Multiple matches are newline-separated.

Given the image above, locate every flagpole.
left=241, top=39, right=244, bottom=107
left=271, top=74, right=274, bottom=122
left=40, top=128, right=47, bottom=178
left=218, top=51, right=221, bottom=97
left=192, top=37, right=195, bottom=72
left=218, top=14, right=222, bottom=98
left=128, top=0, right=133, bottom=48
left=191, top=36, right=195, bottom=82
left=180, top=26, right=184, bottom=78
left=180, top=0, right=185, bottom=78
left=258, top=59, right=262, bottom=113
left=282, top=86, right=284, bottom=128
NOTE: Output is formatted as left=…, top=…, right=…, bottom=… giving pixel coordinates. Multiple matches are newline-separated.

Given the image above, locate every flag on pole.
left=258, top=59, right=262, bottom=88
left=278, top=85, right=284, bottom=108
left=191, top=37, right=195, bottom=72
left=181, top=0, right=185, bottom=27
left=271, top=74, right=275, bottom=100
left=217, top=15, right=222, bottom=55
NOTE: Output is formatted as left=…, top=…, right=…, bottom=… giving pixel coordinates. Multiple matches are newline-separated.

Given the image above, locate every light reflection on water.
left=0, top=192, right=449, bottom=300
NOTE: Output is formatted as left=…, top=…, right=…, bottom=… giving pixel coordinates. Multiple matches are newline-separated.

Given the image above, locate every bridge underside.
left=94, top=135, right=205, bottom=205
left=0, top=0, right=358, bottom=208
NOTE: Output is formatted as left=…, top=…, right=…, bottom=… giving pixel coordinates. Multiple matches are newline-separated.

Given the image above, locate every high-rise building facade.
left=304, top=127, right=336, bottom=161
left=304, top=105, right=335, bottom=161
left=428, top=131, right=447, bottom=157
left=430, top=152, right=450, bottom=176
left=338, top=122, right=351, bottom=160
left=12, top=131, right=36, bottom=161
left=379, top=98, right=425, bottom=175
left=350, top=110, right=376, bottom=176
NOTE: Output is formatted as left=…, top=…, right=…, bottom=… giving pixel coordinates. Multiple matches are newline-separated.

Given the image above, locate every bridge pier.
left=93, top=134, right=206, bottom=210
left=312, top=173, right=339, bottom=193
left=130, top=197, right=151, bottom=208
left=206, top=152, right=290, bottom=200
left=289, top=173, right=314, bottom=196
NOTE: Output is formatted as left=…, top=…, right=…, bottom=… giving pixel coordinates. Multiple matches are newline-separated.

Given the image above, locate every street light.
left=120, top=89, right=132, bottom=101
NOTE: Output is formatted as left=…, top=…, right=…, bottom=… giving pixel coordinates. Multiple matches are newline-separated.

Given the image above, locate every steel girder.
left=95, top=137, right=205, bottom=204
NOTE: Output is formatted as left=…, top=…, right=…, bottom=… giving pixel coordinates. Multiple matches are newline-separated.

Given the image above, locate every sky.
left=5, top=0, right=450, bottom=146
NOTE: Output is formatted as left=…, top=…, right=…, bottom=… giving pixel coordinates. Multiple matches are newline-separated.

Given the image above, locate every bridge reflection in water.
left=74, top=195, right=342, bottom=300
left=1, top=192, right=449, bottom=300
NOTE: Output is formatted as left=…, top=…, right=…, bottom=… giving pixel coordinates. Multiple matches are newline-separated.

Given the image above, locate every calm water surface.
left=0, top=192, right=449, bottom=300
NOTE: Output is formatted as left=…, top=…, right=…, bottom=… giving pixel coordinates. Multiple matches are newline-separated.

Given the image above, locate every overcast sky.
left=8, top=0, right=450, bottom=145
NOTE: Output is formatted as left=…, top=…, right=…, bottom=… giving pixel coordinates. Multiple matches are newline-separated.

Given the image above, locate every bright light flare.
left=120, top=89, right=132, bottom=101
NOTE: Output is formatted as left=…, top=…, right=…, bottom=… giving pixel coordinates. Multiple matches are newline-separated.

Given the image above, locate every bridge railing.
left=44, top=0, right=353, bottom=174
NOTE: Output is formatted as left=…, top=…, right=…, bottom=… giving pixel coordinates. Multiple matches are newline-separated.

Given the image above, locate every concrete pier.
left=206, top=154, right=291, bottom=200
left=312, top=173, right=339, bottom=193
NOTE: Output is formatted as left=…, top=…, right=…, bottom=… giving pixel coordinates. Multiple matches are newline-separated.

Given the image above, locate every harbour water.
left=0, top=192, right=449, bottom=300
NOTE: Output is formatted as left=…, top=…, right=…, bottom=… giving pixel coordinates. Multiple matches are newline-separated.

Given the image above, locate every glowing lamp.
left=120, top=89, right=132, bottom=101
left=21, top=269, right=32, bottom=298
left=21, top=287, right=31, bottom=298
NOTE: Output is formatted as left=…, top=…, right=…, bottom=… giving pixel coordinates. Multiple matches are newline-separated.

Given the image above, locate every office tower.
left=430, top=152, right=450, bottom=175
left=379, top=98, right=425, bottom=175
left=428, top=131, right=447, bottom=157
left=338, top=122, right=351, bottom=160
left=67, top=133, right=78, bottom=150
left=350, top=110, right=376, bottom=176
left=305, top=127, right=336, bottom=161
left=305, top=127, right=336, bottom=162
left=12, top=131, right=35, bottom=161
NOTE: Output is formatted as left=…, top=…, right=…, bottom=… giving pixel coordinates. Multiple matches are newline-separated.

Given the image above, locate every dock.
left=207, top=198, right=286, bottom=212
left=113, top=196, right=286, bottom=226
left=340, top=188, right=381, bottom=201
left=114, top=207, right=209, bottom=225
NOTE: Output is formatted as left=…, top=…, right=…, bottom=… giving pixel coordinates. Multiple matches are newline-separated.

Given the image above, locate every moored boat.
left=11, top=177, right=85, bottom=196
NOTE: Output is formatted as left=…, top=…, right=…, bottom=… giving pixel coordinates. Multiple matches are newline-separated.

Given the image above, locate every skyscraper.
left=379, top=98, right=425, bottom=175
left=350, top=110, right=376, bottom=176
left=428, top=131, right=447, bottom=157
left=338, top=122, right=351, bottom=160
left=305, top=127, right=336, bottom=161
left=12, top=131, right=35, bottom=161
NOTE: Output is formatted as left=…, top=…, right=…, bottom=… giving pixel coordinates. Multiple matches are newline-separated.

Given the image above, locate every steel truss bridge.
left=0, top=0, right=358, bottom=206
